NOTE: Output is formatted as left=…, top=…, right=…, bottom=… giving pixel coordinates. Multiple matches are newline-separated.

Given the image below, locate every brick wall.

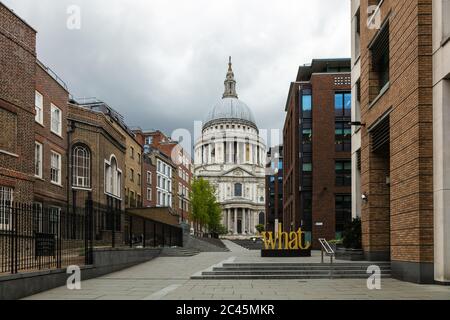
left=359, top=0, right=433, bottom=264
left=0, top=3, right=36, bottom=203
left=310, top=73, right=351, bottom=247
left=68, top=104, right=126, bottom=209
left=34, top=63, right=69, bottom=207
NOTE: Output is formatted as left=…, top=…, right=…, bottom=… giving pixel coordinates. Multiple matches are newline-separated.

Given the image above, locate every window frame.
left=35, top=141, right=43, bottom=178
left=35, top=91, right=44, bottom=125
left=0, top=186, right=13, bottom=229
left=50, top=104, right=62, bottom=137
left=50, top=150, right=62, bottom=186
left=72, top=145, right=91, bottom=189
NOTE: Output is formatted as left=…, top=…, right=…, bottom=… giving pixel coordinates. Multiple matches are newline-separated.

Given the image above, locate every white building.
left=194, top=58, right=266, bottom=235
left=156, top=157, right=173, bottom=208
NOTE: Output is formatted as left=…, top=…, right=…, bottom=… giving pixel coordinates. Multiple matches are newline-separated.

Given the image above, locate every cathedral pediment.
left=221, top=166, right=255, bottom=178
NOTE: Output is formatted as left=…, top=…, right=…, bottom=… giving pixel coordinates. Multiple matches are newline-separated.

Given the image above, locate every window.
left=147, top=188, right=152, bottom=201
left=301, top=121, right=313, bottom=153
left=32, top=202, right=43, bottom=233
left=370, top=20, right=390, bottom=99
left=137, top=173, right=141, bottom=186
left=335, top=92, right=352, bottom=118
left=147, top=171, right=152, bottom=185
left=336, top=161, right=352, bottom=187
left=130, top=168, right=134, bottom=182
left=158, top=191, right=161, bottom=206
left=0, top=186, right=13, bottom=228
left=301, top=91, right=312, bottom=118
left=138, top=153, right=141, bottom=164
left=72, top=145, right=91, bottom=188
left=50, top=104, right=62, bottom=136
left=335, top=195, right=352, bottom=239
left=50, top=151, right=62, bottom=185
left=49, top=207, right=60, bottom=235
left=353, top=9, right=361, bottom=59
left=444, top=0, right=450, bottom=40
left=130, top=147, right=134, bottom=159
left=157, top=176, right=161, bottom=188
left=145, top=136, right=153, bottom=145
left=335, top=122, right=352, bottom=152
left=234, top=183, right=242, bottom=197
left=302, top=163, right=312, bottom=172
left=35, top=91, right=43, bottom=125
left=354, top=79, right=361, bottom=123
left=35, top=142, right=43, bottom=178
left=105, top=156, right=121, bottom=198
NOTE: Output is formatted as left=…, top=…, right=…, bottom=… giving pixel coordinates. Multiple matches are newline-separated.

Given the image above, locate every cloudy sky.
left=4, top=0, right=350, bottom=146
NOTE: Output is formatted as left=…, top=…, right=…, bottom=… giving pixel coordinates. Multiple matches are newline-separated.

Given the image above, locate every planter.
left=335, top=248, right=365, bottom=261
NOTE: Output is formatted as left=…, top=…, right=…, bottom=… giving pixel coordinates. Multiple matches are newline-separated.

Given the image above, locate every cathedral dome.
left=204, top=97, right=256, bottom=128
left=203, top=57, right=257, bottom=129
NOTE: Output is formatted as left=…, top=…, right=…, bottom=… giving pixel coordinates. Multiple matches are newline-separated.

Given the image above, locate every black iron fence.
left=0, top=202, right=88, bottom=275
left=0, top=200, right=182, bottom=275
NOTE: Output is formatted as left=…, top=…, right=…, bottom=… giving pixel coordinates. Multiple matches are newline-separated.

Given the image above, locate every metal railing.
left=319, top=238, right=335, bottom=278
left=0, top=201, right=183, bottom=275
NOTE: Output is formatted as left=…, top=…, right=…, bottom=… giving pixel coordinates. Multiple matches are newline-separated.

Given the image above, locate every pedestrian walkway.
left=24, top=241, right=450, bottom=300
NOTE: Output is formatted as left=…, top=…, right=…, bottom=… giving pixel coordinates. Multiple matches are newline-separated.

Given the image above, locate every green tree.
left=256, top=224, right=265, bottom=234
left=190, top=178, right=225, bottom=234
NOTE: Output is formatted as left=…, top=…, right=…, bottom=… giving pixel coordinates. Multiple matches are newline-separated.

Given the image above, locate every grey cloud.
left=4, top=0, right=350, bottom=139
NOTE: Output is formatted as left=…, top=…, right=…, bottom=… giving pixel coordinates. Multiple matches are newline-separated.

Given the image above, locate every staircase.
left=160, top=247, right=201, bottom=257
left=191, top=262, right=391, bottom=279
left=230, top=239, right=264, bottom=251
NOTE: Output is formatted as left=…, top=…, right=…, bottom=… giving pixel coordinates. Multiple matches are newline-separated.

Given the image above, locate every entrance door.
left=237, top=220, right=242, bottom=234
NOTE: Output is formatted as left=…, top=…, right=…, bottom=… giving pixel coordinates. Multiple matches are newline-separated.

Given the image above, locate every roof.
left=204, top=97, right=257, bottom=129
left=296, top=58, right=351, bottom=82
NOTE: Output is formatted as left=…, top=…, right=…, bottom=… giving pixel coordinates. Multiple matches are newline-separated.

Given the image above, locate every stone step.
left=191, top=274, right=392, bottom=280
left=222, top=262, right=390, bottom=267
left=160, top=248, right=201, bottom=257
left=212, top=266, right=391, bottom=271
left=203, top=270, right=391, bottom=276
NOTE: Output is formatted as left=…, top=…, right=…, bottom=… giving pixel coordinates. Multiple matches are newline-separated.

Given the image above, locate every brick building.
left=142, top=153, right=156, bottom=208
left=0, top=2, right=36, bottom=206
left=350, top=0, right=450, bottom=284
left=283, top=58, right=352, bottom=248
left=134, top=130, right=192, bottom=222
left=33, top=61, right=70, bottom=213
left=76, top=100, right=143, bottom=209
left=265, top=146, right=283, bottom=233
left=67, top=102, right=126, bottom=210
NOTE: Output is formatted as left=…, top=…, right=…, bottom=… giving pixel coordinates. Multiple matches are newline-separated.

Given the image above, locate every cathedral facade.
left=194, top=58, right=266, bottom=235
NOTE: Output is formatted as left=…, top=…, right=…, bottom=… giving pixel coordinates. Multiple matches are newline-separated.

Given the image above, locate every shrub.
left=343, top=217, right=362, bottom=249
left=255, top=224, right=265, bottom=234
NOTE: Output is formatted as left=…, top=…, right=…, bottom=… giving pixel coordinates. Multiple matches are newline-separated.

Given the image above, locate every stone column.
left=229, top=141, right=233, bottom=164
left=249, top=143, right=254, bottom=165
left=234, top=208, right=238, bottom=235
left=236, top=142, right=240, bottom=164
left=242, top=208, right=247, bottom=235
left=227, top=209, right=231, bottom=233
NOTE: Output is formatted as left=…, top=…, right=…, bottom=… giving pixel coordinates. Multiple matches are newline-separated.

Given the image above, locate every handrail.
left=319, top=238, right=335, bottom=279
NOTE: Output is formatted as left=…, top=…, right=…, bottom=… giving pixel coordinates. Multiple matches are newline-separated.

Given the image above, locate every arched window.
left=72, top=145, right=91, bottom=188
left=105, top=155, right=122, bottom=198
left=259, top=212, right=265, bottom=225
left=234, top=183, right=242, bottom=197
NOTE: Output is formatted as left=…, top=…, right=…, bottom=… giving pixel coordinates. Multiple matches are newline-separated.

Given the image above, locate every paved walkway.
left=25, top=241, right=450, bottom=300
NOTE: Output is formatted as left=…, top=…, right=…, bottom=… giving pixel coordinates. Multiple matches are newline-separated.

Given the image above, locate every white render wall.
left=433, top=0, right=450, bottom=283
left=351, top=0, right=362, bottom=219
